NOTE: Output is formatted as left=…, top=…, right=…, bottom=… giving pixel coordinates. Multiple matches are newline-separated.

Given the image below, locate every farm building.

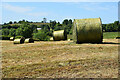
left=37, top=28, right=41, bottom=30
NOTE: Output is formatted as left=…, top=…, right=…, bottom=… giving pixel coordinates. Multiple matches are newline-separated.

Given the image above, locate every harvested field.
left=1, top=39, right=119, bottom=78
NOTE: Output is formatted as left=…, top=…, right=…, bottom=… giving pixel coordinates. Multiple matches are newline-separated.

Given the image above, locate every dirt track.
left=1, top=39, right=119, bottom=78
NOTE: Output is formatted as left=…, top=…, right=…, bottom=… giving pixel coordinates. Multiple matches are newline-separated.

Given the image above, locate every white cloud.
left=2, top=3, right=49, bottom=17
left=83, top=5, right=109, bottom=11
left=64, top=2, right=117, bottom=12
left=3, top=3, right=33, bottom=13
left=79, top=3, right=116, bottom=12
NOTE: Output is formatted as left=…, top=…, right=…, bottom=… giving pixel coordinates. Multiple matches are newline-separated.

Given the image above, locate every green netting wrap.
left=24, top=38, right=34, bottom=43
left=73, top=18, right=103, bottom=43
left=53, top=30, right=67, bottom=41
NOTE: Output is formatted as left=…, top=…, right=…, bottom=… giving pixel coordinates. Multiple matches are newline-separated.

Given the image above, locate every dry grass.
left=1, top=39, right=119, bottom=78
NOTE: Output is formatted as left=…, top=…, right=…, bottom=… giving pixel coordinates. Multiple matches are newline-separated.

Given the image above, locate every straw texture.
left=24, top=38, right=34, bottom=43
left=50, top=37, right=54, bottom=41
left=14, top=39, right=24, bottom=44
left=73, top=18, right=103, bottom=43
left=53, top=30, right=67, bottom=41
left=67, top=39, right=71, bottom=41
left=10, top=37, right=15, bottom=41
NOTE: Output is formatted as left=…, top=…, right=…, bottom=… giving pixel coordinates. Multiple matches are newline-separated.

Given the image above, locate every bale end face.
left=25, top=38, right=34, bottom=43
left=13, top=39, right=25, bottom=44
left=10, top=37, right=15, bottom=41
left=50, top=37, right=54, bottom=41
left=67, top=39, right=71, bottom=41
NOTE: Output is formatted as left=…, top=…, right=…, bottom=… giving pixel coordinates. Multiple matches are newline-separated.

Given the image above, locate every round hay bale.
left=25, top=38, right=34, bottom=43
left=13, top=38, right=25, bottom=44
left=53, top=30, right=67, bottom=41
left=67, top=39, right=71, bottom=41
left=50, top=37, right=53, bottom=41
left=73, top=18, right=103, bottom=43
left=10, top=37, right=15, bottom=41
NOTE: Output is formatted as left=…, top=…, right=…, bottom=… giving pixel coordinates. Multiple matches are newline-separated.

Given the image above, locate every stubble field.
left=1, top=38, right=119, bottom=78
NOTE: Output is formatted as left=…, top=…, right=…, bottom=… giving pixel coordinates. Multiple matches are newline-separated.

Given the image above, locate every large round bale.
left=73, top=18, right=103, bottom=43
left=10, top=37, right=15, bottom=41
left=53, top=30, right=67, bottom=41
left=24, top=38, right=34, bottom=43
left=13, top=37, right=25, bottom=44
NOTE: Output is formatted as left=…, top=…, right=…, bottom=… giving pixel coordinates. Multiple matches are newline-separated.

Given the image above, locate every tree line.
left=1, top=19, right=119, bottom=40
left=1, top=19, right=73, bottom=40
left=102, top=21, right=120, bottom=32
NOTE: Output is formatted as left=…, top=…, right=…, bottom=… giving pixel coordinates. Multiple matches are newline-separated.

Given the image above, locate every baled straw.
left=73, top=18, right=103, bottom=43
left=53, top=30, right=67, bottom=41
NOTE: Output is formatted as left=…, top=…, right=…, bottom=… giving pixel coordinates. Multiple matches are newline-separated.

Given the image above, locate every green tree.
left=118, top=24, right=120, bottom=31
left=102, top=24, right=106, bottom=31
left=9, top=21, right=12, bottom=24
left=30, top=24, right=38, bottom=33
left=33, top=30, right=50, bottom=41
left=16, top=23, right=33, bottom=38
left=62, top=19, right=73, bottom=34
left=4, top=23, right=7, bottom=25
left=62, top=19, right=68, bottom=25
left=9, top=28, right=16, bottom=37
left=54, top=26, right=61, bottom=31
left=50, top=20, right=56, bottom=29
left=18, top=19, right=27, bottom=24
left=12, top=25, right=20, bottom=29
left=106, top=24, right=114, bottom=32
left=16, top=27, right=23, bottom=36
left=69, top=29, right=73, bottom=35
left=68, top=19, right=72, bottom=24
left=2, top=28, right=9, bottom=35
left=114, top=21, right=119, bottom=31
left=18, top=20, right=22, bottom=24
left=14, top=21, right=17, bottom=24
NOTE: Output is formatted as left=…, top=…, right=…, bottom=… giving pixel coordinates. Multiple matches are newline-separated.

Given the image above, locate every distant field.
left=67, top=32, right=119, bottom=39
left=9, top=23, right=50, bottom=26
left=103, top=32, right=119, bottom=39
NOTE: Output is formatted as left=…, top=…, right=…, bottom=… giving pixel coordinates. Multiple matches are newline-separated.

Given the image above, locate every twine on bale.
left=53, top=30, right=67, bottom=41
left=73, top=18, right=103, bottom=43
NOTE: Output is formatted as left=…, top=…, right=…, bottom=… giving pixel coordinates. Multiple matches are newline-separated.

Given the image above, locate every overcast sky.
left=1, top=2, right=118, bottom=24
